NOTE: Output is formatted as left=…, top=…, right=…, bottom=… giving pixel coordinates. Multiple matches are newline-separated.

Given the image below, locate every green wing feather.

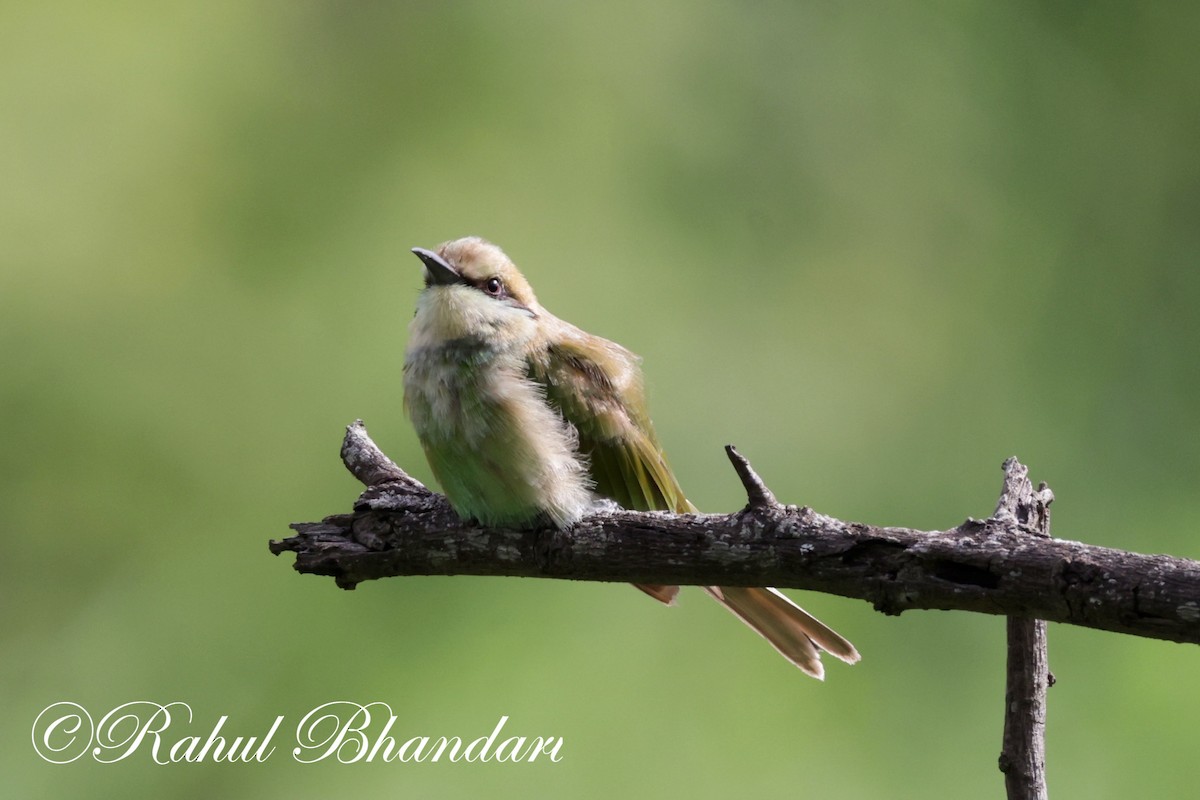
left=528, top=322, right=857, bottom=671
left=528, top=327, right=695, bottom=515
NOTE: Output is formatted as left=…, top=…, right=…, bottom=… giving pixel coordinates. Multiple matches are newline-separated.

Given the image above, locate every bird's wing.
left=528, top=327, right=695, bottom=516
left=529, top=327, right=692, bottom=606
left=529, top=323, right=856, bottom=675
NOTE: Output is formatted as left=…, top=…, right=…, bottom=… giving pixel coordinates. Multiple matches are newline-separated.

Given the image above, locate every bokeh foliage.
left=3, top=3, right=1198, bottom=797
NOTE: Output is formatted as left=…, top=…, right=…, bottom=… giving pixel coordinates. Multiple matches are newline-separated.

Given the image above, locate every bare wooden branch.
left=724, top=444, right=780, bottom=509
left=996, top=458, right=1052, bottom=800
left=271, top=423, right=1200, bottom=646
left=340, top=419, right=420, bottom=489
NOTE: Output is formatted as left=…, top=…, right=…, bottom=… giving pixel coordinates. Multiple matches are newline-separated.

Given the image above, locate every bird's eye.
left=483, top=277, right=504, bottom=297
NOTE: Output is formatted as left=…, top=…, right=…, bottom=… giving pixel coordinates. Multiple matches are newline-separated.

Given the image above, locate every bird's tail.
left=634, top=583, right=680, bottom=604
left=705, top=586, right=860, bottom=680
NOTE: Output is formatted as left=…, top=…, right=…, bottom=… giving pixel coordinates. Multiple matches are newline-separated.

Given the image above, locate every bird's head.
left=408, top=237, right=542, bottom=349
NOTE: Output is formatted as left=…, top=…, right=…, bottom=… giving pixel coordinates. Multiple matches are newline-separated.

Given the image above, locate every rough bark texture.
left=271, top=421, right=1200, bottom=647
left=995, top=459, right=1052, bottom=800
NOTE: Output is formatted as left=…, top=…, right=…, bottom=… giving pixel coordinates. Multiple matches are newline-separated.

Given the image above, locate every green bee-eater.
left=402, top=237, right=858, bottom=678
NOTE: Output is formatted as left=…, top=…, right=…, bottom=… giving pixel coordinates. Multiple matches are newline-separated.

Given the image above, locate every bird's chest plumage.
left=402, top=338, right=592, bottom=528
left=404, top=339, right=516, bottom=447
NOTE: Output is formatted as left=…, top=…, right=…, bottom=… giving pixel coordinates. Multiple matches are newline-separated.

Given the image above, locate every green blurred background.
left=3, top=2, right=1197, bottom=797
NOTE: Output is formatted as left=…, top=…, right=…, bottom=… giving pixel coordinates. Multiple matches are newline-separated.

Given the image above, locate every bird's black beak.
left=412, top=247, right=462, bottom=287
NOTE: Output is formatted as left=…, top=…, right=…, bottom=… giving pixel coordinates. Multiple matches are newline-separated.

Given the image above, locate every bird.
left=401, top=236, right=859, bottom=678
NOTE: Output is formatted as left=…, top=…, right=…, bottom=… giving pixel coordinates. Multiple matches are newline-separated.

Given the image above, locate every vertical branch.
left=995, top=459, right=1054, bottom=800
left=1002, top=616, right=1051, bottom=799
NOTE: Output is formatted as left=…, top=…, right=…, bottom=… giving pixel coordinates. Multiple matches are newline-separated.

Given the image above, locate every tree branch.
left=995, top=458, right=1052, bottom=800
left=271, top=421, right=1200, bottom=646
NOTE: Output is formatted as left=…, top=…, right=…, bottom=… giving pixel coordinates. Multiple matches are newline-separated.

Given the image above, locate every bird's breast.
left=402, top=340, right=592, bottom=528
